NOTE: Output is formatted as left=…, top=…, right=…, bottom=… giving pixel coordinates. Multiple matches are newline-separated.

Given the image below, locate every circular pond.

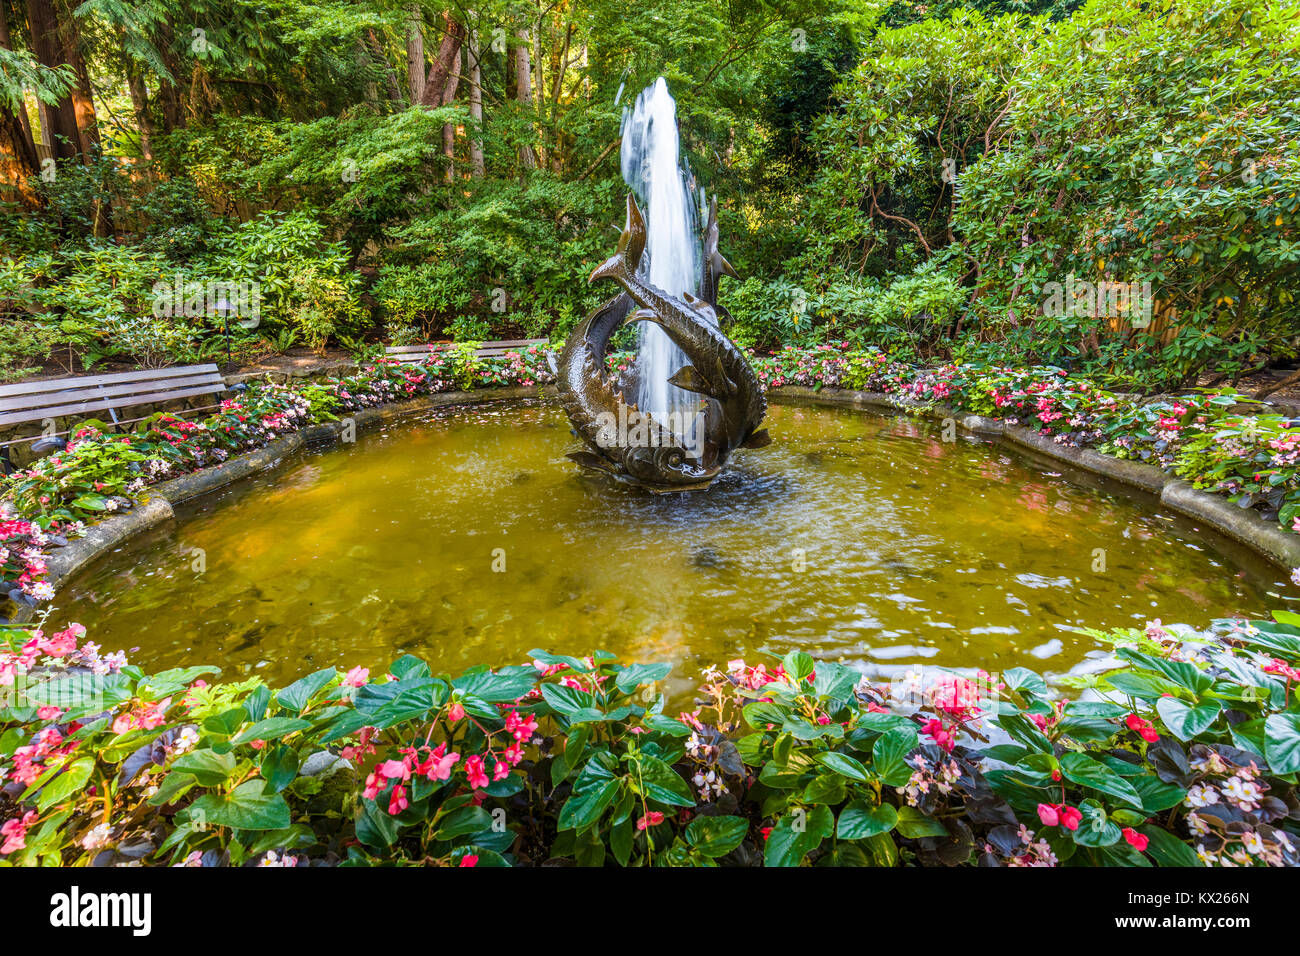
left=54, top=400, right=1293, bottom=700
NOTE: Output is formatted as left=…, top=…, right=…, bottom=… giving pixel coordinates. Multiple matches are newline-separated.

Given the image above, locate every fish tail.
left=589, top=193, right=646, bottom=286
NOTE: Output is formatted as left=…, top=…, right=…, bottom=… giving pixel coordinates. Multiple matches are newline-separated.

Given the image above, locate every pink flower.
left=36, top=706, right=63, bottom=721
left=388, top=784, right=408, bottom=815
left=637, top=812, right=665, bottom=830
left=1059, top=806, right=1082, bottom=831
left=1036, top=803, right=1060, bottom=827
left=465, top=754, right=489, bottom=790
left=503, top=742, right=524, bottom=766
left=447, top=701, right=466, bottom=722
left=1122, top=827, right=1149, bottom=852
left=419, top=744, right=460, bottom=781
left=459, top=854, right=479, bottom=867
left=0, top=811, right=37, bottom=855
left=505, top=710, right=538, bottom=741
left=492, top=759, right=511, bottom=781
left=342, top=666, right=369, bottom=688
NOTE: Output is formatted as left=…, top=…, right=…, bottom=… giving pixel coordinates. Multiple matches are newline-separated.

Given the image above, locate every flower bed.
left=2, top=611, right=1297, bottom=867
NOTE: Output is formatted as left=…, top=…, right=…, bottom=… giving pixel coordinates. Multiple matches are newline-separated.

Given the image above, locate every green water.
left=53, top=400, right=1293, bottom=702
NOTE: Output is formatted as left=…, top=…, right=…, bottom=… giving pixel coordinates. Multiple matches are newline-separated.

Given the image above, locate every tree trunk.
left=441, top=47, right=460, bottom=181
left=418, top=14, right=463, bottom=108
left=0, top=3, right=39, bottom=203
left=467, top=30, right=485, bottom=178
left=406, top=6, right=425, bottom=104
left=513, top=28, right=535, bottom=169
left=23, top=0, right=81, bottom=164
left=126, top=64, right=155, bottom=163
left=366, top=29, right=404, bottom=102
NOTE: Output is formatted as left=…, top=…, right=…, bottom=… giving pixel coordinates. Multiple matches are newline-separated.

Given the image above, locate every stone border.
left=11, top=380, right=1297, bottom=624
left=770, top=385, right=1300, bottom=572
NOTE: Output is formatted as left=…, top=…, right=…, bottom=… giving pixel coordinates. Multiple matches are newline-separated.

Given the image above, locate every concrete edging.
left=11, top=380, right=1297, bottom=626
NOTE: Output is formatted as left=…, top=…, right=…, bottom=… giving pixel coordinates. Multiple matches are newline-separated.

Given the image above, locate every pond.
left=53, top=399, right=1292, bottom=703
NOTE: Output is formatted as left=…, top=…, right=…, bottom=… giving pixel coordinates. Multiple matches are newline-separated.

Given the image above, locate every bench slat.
left=0, top=372, right=225, bottom=417
left=0, top=383, right=226, bottom=428
left=0, top=364, right=221, bottom=399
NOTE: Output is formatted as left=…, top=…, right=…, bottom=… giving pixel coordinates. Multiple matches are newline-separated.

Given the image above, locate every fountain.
left=555, top=78, right=768, bottom=491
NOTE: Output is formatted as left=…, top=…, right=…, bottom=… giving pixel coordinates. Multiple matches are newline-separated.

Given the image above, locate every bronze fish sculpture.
left=555, top=193, right=767, bottom=490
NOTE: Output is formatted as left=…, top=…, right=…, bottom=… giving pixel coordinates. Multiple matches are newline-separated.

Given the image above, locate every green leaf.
left=1138, top=825, right=1204, bottom=867
left=642, top=714, right=691, bottom=737
left=540, top=682, right=596, bottom=718
left=435, top=805, right=494, bottom=840
left=275, top=667, right=337, bottom=714
left=1155, top=697, right=1221, bottom=741
left=171, top=748, right=237, bottom=786
left=614, top=662, right=671, bottom=694
left=686, top=816, right=748, bottom=858
left=635, top=755, right=695, bottom=807
left=763, top=805, right=833, bottom=867
left=1059, top=752, right=1143, bottom=808
left=873, top=727, right=919, bottom=786
left=816, top=750, right=871, bottom=783
left=36, top=758, right=95, bottom=811
left=894, top=805, right=947, bottom=839
left=1264, top=713, right=1300, bottom=773
left=1002, top=667, right=1048, bottom=698
left=782, top=650, right=816, bottom=682
left=261, top=744, right=299, bottom=793
left=232, top=716, right=312, bottom=744
left=186, top=780, right=291, bottom=831
left=837, top=800, right=898, bottom=839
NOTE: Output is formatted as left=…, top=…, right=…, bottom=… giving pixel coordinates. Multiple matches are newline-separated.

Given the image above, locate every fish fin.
left=624, top=307, right=661, bottom=327
left=741, top=428, right=771, bottom=449
left=719, top=254, right=740, bottom=280
left=681, top=292, right=719, bottom=324
left=589, top=194, right=647, bottom=286
left=567, top=451, right=618, bottom=474
left=667, top=364, right=720, bottom=397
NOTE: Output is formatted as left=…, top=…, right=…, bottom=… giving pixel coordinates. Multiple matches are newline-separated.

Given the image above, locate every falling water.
left=620, top=77, right=706, bottom=431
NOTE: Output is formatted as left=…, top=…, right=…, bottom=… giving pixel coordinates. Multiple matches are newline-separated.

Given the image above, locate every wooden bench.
left=0, top=364, right=231, bottom=469
left=384, top=339, right=549, bottom=364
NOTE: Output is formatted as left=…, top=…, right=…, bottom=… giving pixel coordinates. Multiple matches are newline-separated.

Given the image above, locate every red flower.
left=1122, top=827, right=1149, bottom=852
left=1125, top=713, right=1159, bottom=743
left=636, top=812, right=665, bottom=831
left=1059, top=806, right=1082, bottom=831
left=459, top=854, right=479, bottom=867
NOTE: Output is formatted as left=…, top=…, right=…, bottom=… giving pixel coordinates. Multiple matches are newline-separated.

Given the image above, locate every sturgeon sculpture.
left=555, top=193, right=768, bottom=490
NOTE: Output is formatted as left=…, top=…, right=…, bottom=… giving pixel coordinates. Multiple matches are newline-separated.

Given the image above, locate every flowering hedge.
left=2, top=610, right=1297, bottom=867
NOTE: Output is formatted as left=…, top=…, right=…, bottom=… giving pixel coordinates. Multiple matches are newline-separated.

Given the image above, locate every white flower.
left=82, top=823, right=114, bottom=850
left=1186, top=812, right=1210, bottom=837
left=1221, top=776, right=1262, bottom=811
left=1185, top=783, right=1219, bottom=808
left=1241, top=831, right=1265, bottom=856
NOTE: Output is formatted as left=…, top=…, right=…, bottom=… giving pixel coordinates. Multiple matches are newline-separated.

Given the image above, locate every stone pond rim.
left=8, top=382, right=1299, bottom=626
